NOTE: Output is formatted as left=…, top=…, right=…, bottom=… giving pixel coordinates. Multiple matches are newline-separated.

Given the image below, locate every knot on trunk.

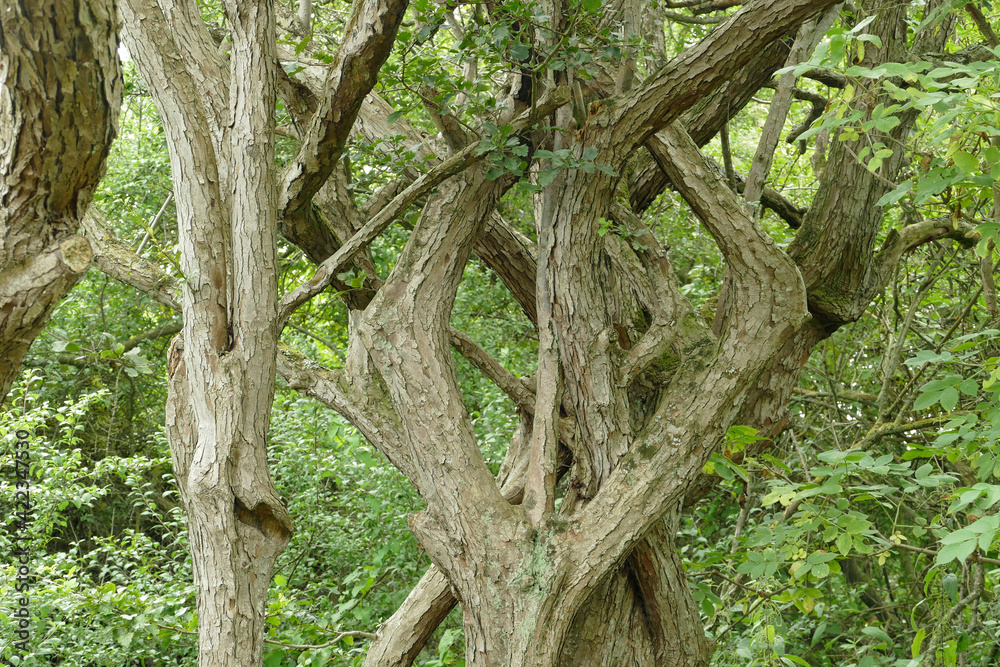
left=234, top=496, right=294, bottom=543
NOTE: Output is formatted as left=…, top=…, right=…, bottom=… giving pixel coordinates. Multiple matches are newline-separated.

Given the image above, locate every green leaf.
left=942, top=572, right=960, bottom=602
left=911, top=628, right=927, bottom=659
left=935, top=538, right=976, bottom=565
left=510, top=42, right=530, bottom=61
left=953, top=150, right=979, bottom=173
left=958, top=378, right=978, bottom=396
left=914, top=390, right=943, bottom=411
left=807, top=551, right=838, bottom=565
left=861, top=626, right=892, bottom=645
left=905, top=349, right=953, bottom=367
left=836, top=532, right=853, bottom=556
left=582, top=0, right=602, bottom=13
left=387, top=109, right=405, bottom=125
left=841, top=515, right=870, bottom=535
left=874, top=116, right=900, bottom=132
left=538, top=169, right=559, bottom=187
left=264, top=651, right=286, bottom=667
left=940, top=386, right=959, bottom=412
left=876, top=179, right=913, bottom=207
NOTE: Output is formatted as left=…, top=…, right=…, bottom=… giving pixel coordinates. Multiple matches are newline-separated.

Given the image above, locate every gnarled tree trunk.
left=0, top=0, right=120, bottom=401
left=119, top=0, right=406, bottom=661
left=84, top=0, right=965, bottom=663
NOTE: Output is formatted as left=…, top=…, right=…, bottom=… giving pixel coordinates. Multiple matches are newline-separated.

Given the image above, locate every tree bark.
left=121, top=0, right=294, bottom=664
left=85, top=0, right=971, bottom=665
left=0, top=0, right=121, bottom=401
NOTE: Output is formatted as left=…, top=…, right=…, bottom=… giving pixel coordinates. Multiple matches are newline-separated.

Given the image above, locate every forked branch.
left=277, top=86, right=571, bottom=328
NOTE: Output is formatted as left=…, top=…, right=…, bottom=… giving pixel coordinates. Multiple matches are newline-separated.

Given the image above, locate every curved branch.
left=81, top=208, right=181, bottom=311
left=646, top=124, right=806, bottom=314
left=609, top=0, right=840, bottom=148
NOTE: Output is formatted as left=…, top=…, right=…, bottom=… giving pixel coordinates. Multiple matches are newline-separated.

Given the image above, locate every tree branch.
left=0, top=0, right=120, bottom=400
left=276, top=347, right=416, bottom=482
left=611, top=0, right=840, bottom=148
left=662, top=10, right=724, bottom=23
left=277, top=87, right=571, bottom=328
left=449, top=328, right=535, bottom=415
left=81, top=208, right=181, bottom=310
left=743, top=5, right=840, bottom=208
left=966, top=4, right=1000, bottom=48
left=278, top=0, right=410, bottom=225
left=645, top=124, right=806, bottom=318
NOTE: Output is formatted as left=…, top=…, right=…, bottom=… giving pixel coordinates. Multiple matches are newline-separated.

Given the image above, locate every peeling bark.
left=121, top=0, right=293, bottom=663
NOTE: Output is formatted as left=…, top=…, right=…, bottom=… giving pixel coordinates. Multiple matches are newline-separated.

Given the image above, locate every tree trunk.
left=559, top=520, right=713, bottom=667
left=121, top=0, right=294, bottom=663
left=94, top=0, right=966, bottom=665
left=0, top=0, right=120, bottom=401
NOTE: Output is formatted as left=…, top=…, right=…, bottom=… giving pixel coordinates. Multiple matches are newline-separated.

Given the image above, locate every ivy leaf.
left=582, top=0, right=602, bottom=12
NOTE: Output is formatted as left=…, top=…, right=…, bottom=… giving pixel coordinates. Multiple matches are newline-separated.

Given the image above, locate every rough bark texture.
left=0, top=0, right=121, bottom=401
left=123, top=0, right=294, bottom=663
left=85, top=0, right=970, bottom=664
left=278, top=0, right=409, bottom=228
left=119, top=0, right=416, bottom=660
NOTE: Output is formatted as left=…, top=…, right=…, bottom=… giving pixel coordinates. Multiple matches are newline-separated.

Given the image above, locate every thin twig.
left=892, top=543, right=1000, bottom=568
left=152, top=623, right=377, bottom=649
